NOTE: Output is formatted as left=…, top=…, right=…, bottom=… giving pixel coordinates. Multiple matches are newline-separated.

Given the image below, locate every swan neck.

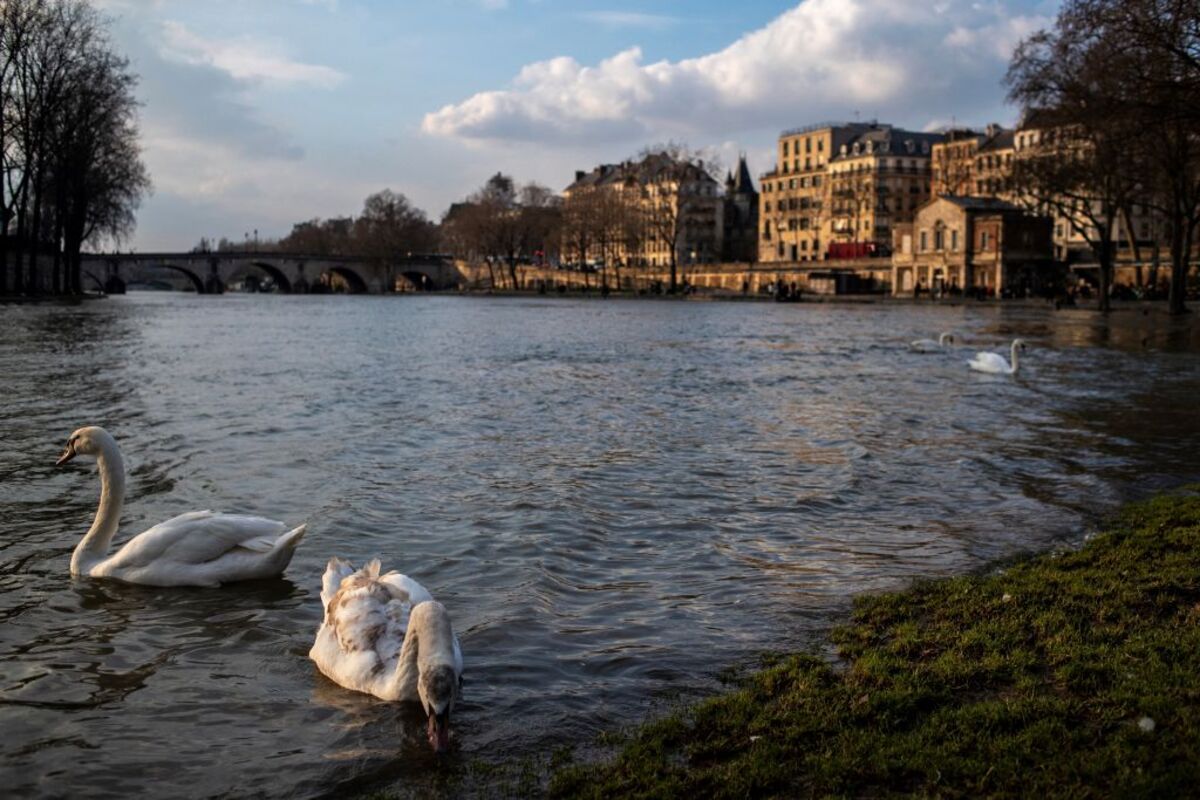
left=1010, top=341, right=1020, bottom=373
left=72, top=436, right=125, bottom=575
left=394, top=620, right=421, bottom=700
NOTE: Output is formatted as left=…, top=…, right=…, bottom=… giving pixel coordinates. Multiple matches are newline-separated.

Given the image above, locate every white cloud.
left=421, top=0, right=1052, bottom=145
left=160, top=21, right=346, bottom=89
left=578, top=11, right=681, bottom=29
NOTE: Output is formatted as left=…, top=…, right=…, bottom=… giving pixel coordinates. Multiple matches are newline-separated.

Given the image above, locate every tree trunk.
left=27, top=161, right=44, bottom=294
left=1096, top=231, right=1113, bottom=313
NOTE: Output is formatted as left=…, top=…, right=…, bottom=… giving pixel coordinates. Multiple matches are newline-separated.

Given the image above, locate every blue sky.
left=98, top=0, right=1059, bottom=250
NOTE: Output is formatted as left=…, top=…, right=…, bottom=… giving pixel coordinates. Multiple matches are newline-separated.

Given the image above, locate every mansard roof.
left=938, top=195, right=1025, bottom=212
left=831, top=125, right=945, bottom=160
left=565, top=153, right=719, bottom=193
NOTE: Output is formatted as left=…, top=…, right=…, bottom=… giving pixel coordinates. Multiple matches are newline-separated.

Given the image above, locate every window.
left=765, top=201, right=772, bottom=212
left=818, top=140, right=824, bottom=152
left=920, top=230, right=928, bottom=251
left=783, top=141, right=790, bottom=157
left=934, top=227, right=944, bottom=250
left=778, top=241, right=785, bottom=257
left=951, top=229, right=958, bottom=251
left=806, top=138, right=812, bottom=153
left=980, top=231, right=990, bottom=250
left=790, top=244, right=798, bottom=260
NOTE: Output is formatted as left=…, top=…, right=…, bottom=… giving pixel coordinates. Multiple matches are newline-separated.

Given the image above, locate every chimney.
left=986, top=123, right=999, bottom=138
left=575, top=170, right=585, bottom=182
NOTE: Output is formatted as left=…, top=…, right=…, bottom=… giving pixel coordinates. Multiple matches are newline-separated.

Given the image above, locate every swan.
left=969, top=339, right=1028, bottom=375
left=309, top=558, right=463, bottom=753
left=56, top=426, right=306, bottom=587
left=909, top=332, right=956, bottom=352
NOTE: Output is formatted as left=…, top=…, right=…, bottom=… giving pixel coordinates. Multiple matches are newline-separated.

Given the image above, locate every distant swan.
left=309, top=558, right=463, bottom=753
left=56, top=426, right=306, bottom=587
left=910, top=332, right=956, bottom=352
left=969, top=339, right=1028, bottom=375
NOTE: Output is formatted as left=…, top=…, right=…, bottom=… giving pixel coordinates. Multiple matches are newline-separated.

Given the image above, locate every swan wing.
left=969, top=352, right=1009, bottom=373
left=378, top=571, right=434, bottom=606
left=312, top=561, right=420, bottom=693
left=106, top=511, right=289, bottom=569
left=909, top=338, right=937, bottom=352
left=321, top=557, right=357, bottom=611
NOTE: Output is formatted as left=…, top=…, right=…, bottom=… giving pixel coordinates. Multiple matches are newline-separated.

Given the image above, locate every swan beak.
left=427, top=708, right=451, bottom=754
left=55, top=443, right=76, bottom=466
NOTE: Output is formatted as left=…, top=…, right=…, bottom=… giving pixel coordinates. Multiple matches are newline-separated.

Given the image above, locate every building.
left=562, top=154, right=724, bottom=274
left=891, top=196, right=1054, bottom=296
left=931, top=124, right=1014, bottom=199
left=758, top=123, right=943, bottom=265
left=758, top=122, right=870, bottom=264
left=722, top=155, right=759, bottom=263
left=827, top=126, right=944, bottom=256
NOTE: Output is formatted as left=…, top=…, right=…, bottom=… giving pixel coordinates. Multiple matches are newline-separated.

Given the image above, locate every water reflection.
left=0, top=295, right=1197, bottom=797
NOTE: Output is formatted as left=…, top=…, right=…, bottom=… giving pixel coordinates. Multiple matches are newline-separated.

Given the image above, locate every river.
left=1, top=293, right=1198, bottom=797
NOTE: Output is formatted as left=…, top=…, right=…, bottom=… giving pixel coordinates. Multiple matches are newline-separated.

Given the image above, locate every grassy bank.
left=549, top=490, right=1200, bottom=798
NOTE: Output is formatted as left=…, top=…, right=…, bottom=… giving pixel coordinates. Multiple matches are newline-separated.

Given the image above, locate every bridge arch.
left=225, top=261, right=294, bottom=293
left=398, top=270, right=435, bottom=291
left=156, top=263, right=207, bottom=293
left=317, top=265, right=368, bottom=294
left=83, top=271, right=106, bottom=293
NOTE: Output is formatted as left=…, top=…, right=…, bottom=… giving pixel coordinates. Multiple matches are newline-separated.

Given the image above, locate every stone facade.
left=722, top=155, right=759, bottom=263
left=562, top=154, right=724, bottom=271
left=758, top=123, right=943, bottom=265
left=891, top=196, right=1054, bottom=296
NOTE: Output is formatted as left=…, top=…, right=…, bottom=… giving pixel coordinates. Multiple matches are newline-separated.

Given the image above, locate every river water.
left=1, top=294, right=1198, bottom=797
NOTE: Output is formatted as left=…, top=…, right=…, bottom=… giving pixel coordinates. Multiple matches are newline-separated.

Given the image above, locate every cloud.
left=578, top=11, right=681, bottom=29
left=422, top=0, right=1052, bottom=145
left=161, top=21, right=346, bottom=88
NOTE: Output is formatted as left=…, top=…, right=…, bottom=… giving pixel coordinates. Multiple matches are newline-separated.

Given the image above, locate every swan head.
left=1013, top=338, right=1028, bottom=351
left=56, top=426, right=113, bottom=466
left=419, top=663, right=457, bottom=754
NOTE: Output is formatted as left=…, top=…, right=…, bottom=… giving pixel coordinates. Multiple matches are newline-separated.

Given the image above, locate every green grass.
left=548, top=490, right=1200, bottom=799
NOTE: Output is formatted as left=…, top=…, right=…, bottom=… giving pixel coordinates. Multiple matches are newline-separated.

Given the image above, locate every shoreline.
left=538, top=489, right=1200, bottom=798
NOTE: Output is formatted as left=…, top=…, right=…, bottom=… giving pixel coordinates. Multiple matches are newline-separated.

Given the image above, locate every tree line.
left=1, top=0, right=149, bottom=296
left=1007, top=0, right=1200, bottom=314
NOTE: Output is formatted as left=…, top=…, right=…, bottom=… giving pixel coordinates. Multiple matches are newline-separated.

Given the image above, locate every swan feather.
left=310, top=558, right=462, bottom=702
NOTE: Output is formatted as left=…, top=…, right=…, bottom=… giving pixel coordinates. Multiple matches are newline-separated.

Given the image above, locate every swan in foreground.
left=56, top=426, right=306, bottom=587
left=969, top=339, right=1028, bottom=375
left=310, top=558, right=463, bottom=753
left=910, top=332, right=956, bottom=352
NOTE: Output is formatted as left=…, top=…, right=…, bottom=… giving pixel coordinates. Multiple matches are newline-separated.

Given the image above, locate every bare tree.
left=1010, top=0, right=1200, bottom=314
left=1007, top=9, right=1143, bottom=312
left=636, top=142, right=720, bottom=293
left=1, top=0, right=149, bottom=295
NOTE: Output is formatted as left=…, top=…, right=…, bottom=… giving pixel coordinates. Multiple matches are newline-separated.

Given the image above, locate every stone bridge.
left=79, top=251, right=462, bottom=294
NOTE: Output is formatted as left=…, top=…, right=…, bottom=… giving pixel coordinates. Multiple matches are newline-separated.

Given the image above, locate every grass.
left=548, top=489, right=1200, bottom=799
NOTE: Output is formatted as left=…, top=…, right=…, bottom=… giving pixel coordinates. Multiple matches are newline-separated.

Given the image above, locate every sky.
left=96, top=0, right=1060, bottom=251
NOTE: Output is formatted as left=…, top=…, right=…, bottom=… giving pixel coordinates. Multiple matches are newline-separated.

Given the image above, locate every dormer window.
left=905, top=139, right=915, bottom=154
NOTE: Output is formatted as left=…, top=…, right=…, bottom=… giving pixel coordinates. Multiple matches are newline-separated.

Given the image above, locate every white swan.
left=309, top=558, right=463, bottom=753
left=969, top=339, right=1028, bottom=375
left=910, top=332, right=956, bottom=352
left=56, top=426, right=306, bottom=587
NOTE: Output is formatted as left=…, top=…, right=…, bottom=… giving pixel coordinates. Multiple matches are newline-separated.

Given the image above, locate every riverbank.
left=547, top=489, right=1200, bottom=798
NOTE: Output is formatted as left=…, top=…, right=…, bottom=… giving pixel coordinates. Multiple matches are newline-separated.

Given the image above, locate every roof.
left=565, top=153, right=719, bottom=193
left=727, top=154, right=756, bottom=194
left=831, top=126, right=945, bottom=161
left=978, top=129, right=1015, bottom=152
left=937, top=196, right=1026, bottom=212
